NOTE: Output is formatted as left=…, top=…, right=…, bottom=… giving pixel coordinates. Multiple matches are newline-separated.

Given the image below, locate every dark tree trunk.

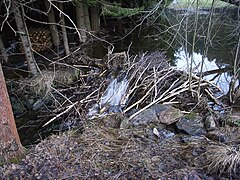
left=75, top=0, right=87, bottom=42
left=12, top=0, right=38, bottom=76
left=58, top=3, right=70, bottom=55
left=83, top=0, right=91, bottom=32
left=90, top=6, right=100, bottom=32
left=0, top=63, right=24, bottom=164
left=44, top=0, right=60, bottom=48
left=0, top=33, right=8, bottom=63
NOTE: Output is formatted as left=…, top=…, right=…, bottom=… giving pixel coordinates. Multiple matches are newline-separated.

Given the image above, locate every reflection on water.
left=175, top=47, right=232, bottom=94
left=166, top=7, right=239, bottom=94
left=88, top=6, right=239, bottom=94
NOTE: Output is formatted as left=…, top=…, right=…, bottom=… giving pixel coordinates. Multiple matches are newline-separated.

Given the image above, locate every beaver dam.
left=2, top=48, right=240, bottom=179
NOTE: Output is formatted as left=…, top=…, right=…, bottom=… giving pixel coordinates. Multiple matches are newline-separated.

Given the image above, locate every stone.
left=120, top=104, right=183, bottom=128
left=153, top=128, right=175, bottom=139
left=152, top=104, right=183, bottom=125
left=205, top=115, right=216, bottom=131
left=205, top=131, right=227, bottom=143
left=99, top=113, right=124, bottom=128
left=131, top=108, right=158, bottom=127
left=224, top=112, right=240, bottom=126
left=176, top=114, right=206, bottom=136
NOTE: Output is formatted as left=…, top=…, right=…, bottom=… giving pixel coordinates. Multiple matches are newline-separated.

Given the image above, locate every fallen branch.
left=42, top=102, right=77, bottom=127
left=196, top=67, right=232, bottom=77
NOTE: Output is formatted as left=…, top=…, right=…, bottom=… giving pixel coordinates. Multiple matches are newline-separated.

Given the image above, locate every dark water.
left=164, top=7, right=239, bottom=93
left=89, top=6, right=239, bottom=94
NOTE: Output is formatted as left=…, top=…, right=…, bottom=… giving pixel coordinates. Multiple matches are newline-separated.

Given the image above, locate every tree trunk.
left=90, top=6, right=100, bottom=32
left=0, top=63, right=24, bottom=164
left=83, top=0, right=91, bottom=32
left=44, top=0, right=60, bottom=48
left=58, top=3, right=70, bottom=55
left=12, top=1, right=38, bottom=76
left=0, top=33, right=8, bottom=63
left=75, top=0, right=87, bottom=42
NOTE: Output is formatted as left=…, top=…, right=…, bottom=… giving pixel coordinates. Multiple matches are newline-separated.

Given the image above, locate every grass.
left=205, top=144, right=240, bottom=175
left=168, top=0, right=234, bottom=9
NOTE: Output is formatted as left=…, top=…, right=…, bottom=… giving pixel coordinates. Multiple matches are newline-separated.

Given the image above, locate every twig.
left=42, top=102, right=77, bottom=127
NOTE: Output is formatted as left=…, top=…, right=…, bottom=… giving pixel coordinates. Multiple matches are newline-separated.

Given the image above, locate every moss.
left=9, top=156, right=22, bottom=164
left=0, top=159, right=4, bottom=166
left=234, top=120, right=240, bottom=127
left=87, top=0, right=98, bottom=6
left=101, top=4, right=144, bottom=17
left=185, top=112, right=197, bottom=119
left=0, top=152, right=25, bottom=166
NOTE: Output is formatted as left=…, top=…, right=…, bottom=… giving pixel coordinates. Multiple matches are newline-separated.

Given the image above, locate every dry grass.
left=2, top=119, right=240, bottom=179
left=205, top=144, right=240, bottom=176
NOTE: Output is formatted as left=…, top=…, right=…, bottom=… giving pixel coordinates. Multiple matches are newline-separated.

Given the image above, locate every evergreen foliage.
left=101, top=2, right=143, bottom=17
left=87, top=0, right=98, bottom=6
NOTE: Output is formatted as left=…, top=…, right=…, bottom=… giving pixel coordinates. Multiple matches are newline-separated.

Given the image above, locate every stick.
left=42, top=102, right=77, bottom=127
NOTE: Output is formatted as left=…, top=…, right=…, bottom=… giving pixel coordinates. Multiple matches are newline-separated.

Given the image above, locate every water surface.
left=89, top=6, right=239, bottom=94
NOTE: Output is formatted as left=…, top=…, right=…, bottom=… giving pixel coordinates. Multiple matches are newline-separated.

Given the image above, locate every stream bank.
left=1, top=109, right=240, bottom=179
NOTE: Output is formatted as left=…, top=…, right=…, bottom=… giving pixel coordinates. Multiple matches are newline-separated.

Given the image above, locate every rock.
left=99, top=113, right=124, bottom=128
left=161, top=129, right=175, bottom=138
left=152, top=104, right=183, bottom=125
left=121, top=104, right=183, bottom=128
left=205, top=131, right=227, bottom=143
left=30, top=69, right=80, bottom=95
left=130, top=108, right=158, bottom=127
left=153, top=128, right=175, bottom=139
left=120, top=117, right=130, bottom=129
left=224, top=113, right=240, bottom=126
left=180, top=135, right=205, bottom=143
left=176, top=114, right=206, bottom=136
left=205, top=127, right=240, bottom=144
left=204, top=115, right=216, bottom=131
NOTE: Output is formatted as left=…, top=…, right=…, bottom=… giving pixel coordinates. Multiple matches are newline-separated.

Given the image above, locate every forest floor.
left=1, top=112, right=240, bottom=179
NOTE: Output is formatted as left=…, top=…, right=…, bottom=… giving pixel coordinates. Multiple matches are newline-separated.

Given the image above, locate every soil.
left=1, top=115, right=240, bottom=179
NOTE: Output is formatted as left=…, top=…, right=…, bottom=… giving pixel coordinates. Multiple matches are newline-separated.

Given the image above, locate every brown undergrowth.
left=1, top=118, right=240, bottom=179
left=0, top=119, right=212, bottom=179
left=205, top=144, right=240, bottom=176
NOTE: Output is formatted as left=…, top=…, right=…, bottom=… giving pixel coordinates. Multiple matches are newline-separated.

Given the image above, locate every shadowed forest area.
left=0, top=0, right=240, bottom=179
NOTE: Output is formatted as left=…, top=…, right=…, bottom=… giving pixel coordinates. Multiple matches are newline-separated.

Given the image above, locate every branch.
left=220, top=0, right=239, bottom=6
left=42, top=102, right=77, bottom=127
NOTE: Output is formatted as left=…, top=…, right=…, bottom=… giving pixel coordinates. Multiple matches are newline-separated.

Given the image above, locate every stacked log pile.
left=20, top=27, right=52, bottom=52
